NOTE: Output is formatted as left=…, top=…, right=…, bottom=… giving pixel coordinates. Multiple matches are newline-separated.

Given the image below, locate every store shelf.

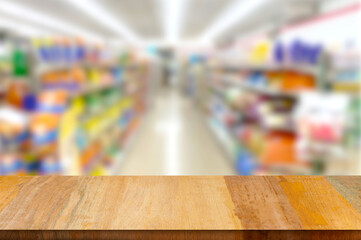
left=207, top=83, right=296, bottom=134
left=202, top=62, right=311, bottom=175
left=261, top=124, right=295, bottom=133
left=77, top=88, right=142, bottom=124
left=204, top=114, right=238, bottom=162
left=208, top=63, right=318, bottom=76
left=258, top=163, right=312, bottom=175
left=108, top=117, right=144, bottom=175
left=221, top=76, right=300, bottom=98
left=35, top=62, right=139, bottom=76
left=207, top=63, right=277, bottom=72
left=69, top=81, right=123, bottom=99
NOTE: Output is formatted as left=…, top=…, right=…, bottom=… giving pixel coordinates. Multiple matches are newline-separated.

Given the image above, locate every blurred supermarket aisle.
left=119, top=87, right=236, bottom=175
left=0, top=0, right=359, bottom=176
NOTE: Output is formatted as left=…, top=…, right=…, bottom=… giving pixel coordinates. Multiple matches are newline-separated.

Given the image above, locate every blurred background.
left=0, top=0, right=360, bottom=175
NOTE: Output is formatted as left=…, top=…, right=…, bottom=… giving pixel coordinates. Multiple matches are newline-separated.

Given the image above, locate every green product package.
left=12, top=47, right=29, bottom=77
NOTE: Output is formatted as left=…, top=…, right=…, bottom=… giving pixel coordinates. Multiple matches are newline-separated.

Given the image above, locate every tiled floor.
left=118, top=88, right=236, bottom=175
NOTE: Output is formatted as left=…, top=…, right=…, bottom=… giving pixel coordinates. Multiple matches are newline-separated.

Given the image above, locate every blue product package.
left=36, top=103, right=67, bottom=114
left=13, top=131, right=29, bottom=144
left=309, top=44, right=322, bottom=64
left=23, top=94, right=38, bottom=112
left=112, top=68, right=123, bottom=82
left=39, top=160, right=62, bottom=175
left=274, top=42, right=284, bottom=63
left=53, top=43, right=62, bottom=63
left=38, top=46, right=51, bottom=62
left=290, top=40, right=303, bottom=64
left=25, top=160, right=39, bottom=173
left=0, top=159, right=23, bottom=175
left=75, top=45, right=86, bottom=61
left=235, top=149, right=256, bottom=175
left=32, top=130, right=58, bottom=146
left=64, top=45, right=73, bottom=63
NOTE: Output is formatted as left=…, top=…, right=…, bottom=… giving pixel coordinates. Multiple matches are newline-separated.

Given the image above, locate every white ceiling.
left=5, top=0, right=236, bottom=40
left=0, top=0, right=348, bottom=45
left=182, top=0, right=235, bottom=38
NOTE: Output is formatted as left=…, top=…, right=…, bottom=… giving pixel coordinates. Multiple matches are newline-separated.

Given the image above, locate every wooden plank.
left=224, top=176, right=304, bottom=229
left=0, top=177, right=32, bottom=213
left=277, top=176, right=361, bottom=229
left=0, top=176, right=79, bottom=229
left=0, top=176, right=241, bottom=230
left=0, top=176, right=360, bottom=235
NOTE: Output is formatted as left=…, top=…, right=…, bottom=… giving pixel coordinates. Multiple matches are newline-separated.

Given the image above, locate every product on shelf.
left=294, top=92, right=351, bottom=161
left=0, top=37, right=153, bottom=176
left=328, top=48, right=360, bottom=95
left=5, top=80, right=31, bottom=108
left=197, top=36, right=360, bottom=175
left=0, top=106, right=29, bottom=175
left=260, top=131, right=301, bottom=165
left=12, top=42, right=30, bottom=77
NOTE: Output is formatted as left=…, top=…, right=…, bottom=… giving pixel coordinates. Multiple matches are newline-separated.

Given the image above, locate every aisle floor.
left=119, top=88, right=236, bottom=175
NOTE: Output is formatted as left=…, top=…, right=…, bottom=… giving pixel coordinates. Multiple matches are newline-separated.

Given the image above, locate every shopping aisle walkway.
left=119, top=88, right=236, bottom=175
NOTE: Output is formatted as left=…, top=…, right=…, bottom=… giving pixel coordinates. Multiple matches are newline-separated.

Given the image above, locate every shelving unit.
left=212, top=75, right=299, bottom=98
left=53, top=62, right=151, bottom=175
left=0, top=38, right=158, bottom=176
left=192, top=44, right=360, bottom=175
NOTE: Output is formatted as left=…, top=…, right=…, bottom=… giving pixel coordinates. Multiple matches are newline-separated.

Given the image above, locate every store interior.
left=0, top=0, right=360, bottom=175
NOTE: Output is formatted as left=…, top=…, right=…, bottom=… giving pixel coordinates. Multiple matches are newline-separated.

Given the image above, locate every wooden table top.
left=0, top=176, right=360, bottom=230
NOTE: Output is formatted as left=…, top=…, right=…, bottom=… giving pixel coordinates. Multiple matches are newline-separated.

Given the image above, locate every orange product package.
left=29, top=113, right=60, bottom=134
left=38, top=89, right=69, bottom=106
left=265, top=71, right=283, bottom=89
left=70, top=67, right=86, bottom=86
left=41, top=72, right=58, bottom=86
left=80, top=142, right=101, bottom=168
left=282, top=71, right=315, bottom=91
left=5, top=81, right=29, bottom=108
left=260, top=131, right=301, bottom=165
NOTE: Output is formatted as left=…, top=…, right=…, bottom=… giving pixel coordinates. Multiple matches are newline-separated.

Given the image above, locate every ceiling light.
left=160, top=0, right=188, bottom=43
left=0, top=0, right=102, bottom=42
left=200, top=0, right=270, bottom=41
left=0, top=17, right=51, bottom=37
left=64, top=0, right=141, bottom=44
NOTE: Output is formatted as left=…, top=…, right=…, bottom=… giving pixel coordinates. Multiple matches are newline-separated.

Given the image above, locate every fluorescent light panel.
left=200, top=0, right=270, bottom=41
left=64, top=0, right=141, bottom=44
left=161, top=0, right=188, bottom=43
left=0, top=0, right=102, bottom=41
left=0, top=17, right=51, bottom=37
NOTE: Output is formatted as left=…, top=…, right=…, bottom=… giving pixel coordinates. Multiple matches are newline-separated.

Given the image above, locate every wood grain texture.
left=277, top=176, right=361, bottom=229
left=326, top=176, right=361, bottom=213
left=0, top=177, right=32, bottom=213
left=224, top=176, right=303, bottom=229
left=0, top=176, right=240, bottom=230
left=0, top=176, right=360, bottom=235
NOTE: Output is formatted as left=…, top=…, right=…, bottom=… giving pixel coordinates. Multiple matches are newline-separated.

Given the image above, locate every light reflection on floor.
left=119, top=88, right=236, bottom=175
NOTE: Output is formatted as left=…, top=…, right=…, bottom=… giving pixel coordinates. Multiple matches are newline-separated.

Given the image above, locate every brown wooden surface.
left=0, top=176, right=360, bottom=239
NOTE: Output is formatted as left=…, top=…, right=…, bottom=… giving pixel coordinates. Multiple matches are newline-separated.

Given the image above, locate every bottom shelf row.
left=205, top=113, right=359, bottom=175
left=0, top=96, right=146, bottom=176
